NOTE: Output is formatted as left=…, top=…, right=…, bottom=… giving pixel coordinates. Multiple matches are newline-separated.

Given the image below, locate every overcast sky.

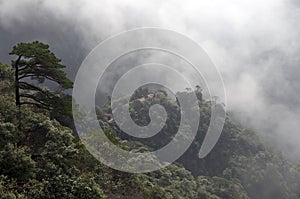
left=1, top=0, right=300, bottom=159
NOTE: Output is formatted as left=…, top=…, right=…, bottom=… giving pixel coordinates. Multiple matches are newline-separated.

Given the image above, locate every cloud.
left=0, top=0, right=300, bottom=159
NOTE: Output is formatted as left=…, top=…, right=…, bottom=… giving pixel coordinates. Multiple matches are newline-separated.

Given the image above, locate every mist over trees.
left=0, top=42, right=300, bottom=198
left=2, top=0, right=300, bottom=161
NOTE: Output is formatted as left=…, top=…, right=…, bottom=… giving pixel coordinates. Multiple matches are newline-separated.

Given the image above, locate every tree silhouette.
left=10, top=41, right=73, bottom=110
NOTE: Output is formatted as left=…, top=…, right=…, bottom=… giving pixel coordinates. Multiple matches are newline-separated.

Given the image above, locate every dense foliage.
left=1, top=57, right=300, bottom=198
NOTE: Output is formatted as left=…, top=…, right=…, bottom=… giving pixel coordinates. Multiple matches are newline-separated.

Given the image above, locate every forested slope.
left=1, top=62, right=300, bottom=199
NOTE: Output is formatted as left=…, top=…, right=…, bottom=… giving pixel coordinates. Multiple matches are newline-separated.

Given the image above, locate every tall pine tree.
left=10, top=41, right=73, bottom=111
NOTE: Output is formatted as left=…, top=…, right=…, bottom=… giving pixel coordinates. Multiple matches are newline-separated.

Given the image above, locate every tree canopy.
left=9, top=41, right=73, bottom=109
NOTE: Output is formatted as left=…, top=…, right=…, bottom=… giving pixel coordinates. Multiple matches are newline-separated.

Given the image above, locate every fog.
left=1, top=0, right=300, bottom=159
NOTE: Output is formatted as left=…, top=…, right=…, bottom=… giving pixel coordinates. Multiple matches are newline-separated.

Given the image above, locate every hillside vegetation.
left=1, top=61, right=300, bottom=199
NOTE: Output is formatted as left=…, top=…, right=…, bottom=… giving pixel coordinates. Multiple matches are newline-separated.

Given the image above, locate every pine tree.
left=9, top=41, right=73, bottom=110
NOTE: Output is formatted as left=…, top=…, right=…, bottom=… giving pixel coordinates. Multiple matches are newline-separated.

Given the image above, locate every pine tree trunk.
left=15, top=56, right=21, bottom=107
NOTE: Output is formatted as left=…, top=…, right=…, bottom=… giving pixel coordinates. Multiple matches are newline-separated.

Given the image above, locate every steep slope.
left=98, top=87, right=300, bottom=199
left=1, top=62, right=300, bottom=199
